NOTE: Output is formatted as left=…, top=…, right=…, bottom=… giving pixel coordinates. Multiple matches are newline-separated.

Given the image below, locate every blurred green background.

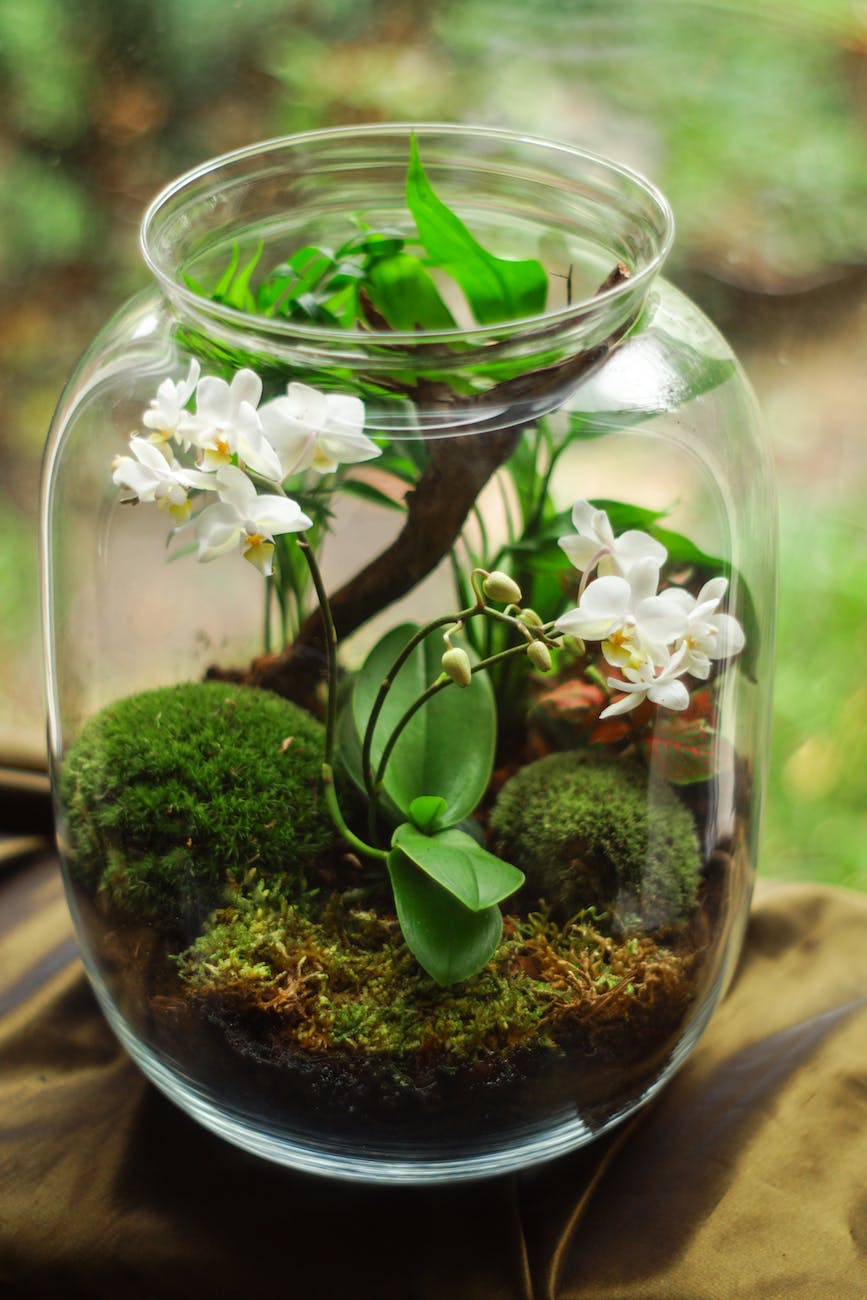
left=1, top=0, right=865, bottom=887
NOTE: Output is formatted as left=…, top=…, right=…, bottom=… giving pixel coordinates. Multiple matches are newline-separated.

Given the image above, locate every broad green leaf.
left=405, top=135, right=547, bottom=326
left=408, top=796, right=448, bottom=831
left=367, top=252, right=456, bottom=330
left=387, top=847, right=503, bottom=986
left=392, top=823, right=524, bottom=911
left=335, top=691, right=404, bottom=830
left=352, top=622, right=496, bottom=825
left=590, top=500, right=722, bottom=569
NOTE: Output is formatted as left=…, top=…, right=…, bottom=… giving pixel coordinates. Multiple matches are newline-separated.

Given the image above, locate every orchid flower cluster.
left=554, top=500, right=745, bottom=719
left=111, top=360, right=380, bottom=575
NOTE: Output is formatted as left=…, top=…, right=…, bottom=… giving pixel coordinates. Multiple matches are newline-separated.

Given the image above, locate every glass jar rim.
left=140, top=122, right=675, bottom=349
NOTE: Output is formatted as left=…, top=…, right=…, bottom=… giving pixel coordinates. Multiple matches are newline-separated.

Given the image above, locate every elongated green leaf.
left=387, top=847, right=503, bottom=985
left=392, top=823, right=524, bottom=911
left=213, top=245, right=239, bottom=298
left=367, top=252, right=456, bottom=330
left=406, top=135, right=547, bottom=326
left=340, top=478, right=406, bottom=513
left=223, top=242, right=262, bottom=312
left=353, top=623, right=496, bottom=825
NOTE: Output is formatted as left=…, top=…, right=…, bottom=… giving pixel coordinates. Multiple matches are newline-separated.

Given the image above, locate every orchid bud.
left=562, top=634, right=585, bottom=658
left=526, top=640, right=553, bottom=672
left=482, top=570, right=523, bottom=605
left=441, top=646, right=473, bottom=688
left=520, top=607, right=543, bottom=629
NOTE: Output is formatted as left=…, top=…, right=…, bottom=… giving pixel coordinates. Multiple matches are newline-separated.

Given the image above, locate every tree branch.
left=236, top=268, right=634, bottom=705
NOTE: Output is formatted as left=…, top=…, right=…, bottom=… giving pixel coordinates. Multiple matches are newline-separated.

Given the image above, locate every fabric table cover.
left=1, top=836, right=865, bottom=1299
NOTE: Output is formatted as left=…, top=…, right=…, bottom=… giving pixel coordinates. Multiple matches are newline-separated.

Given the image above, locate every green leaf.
left=366, top=252, right=456, bottom=330
left=408, top=796, right=448, bottom=831
left=340, top=478, right=406, bottom=513
left=336, top=229, right=405, bottom=262
left=257, top=246, right=336, bottom=318
left=353, top=623, right=496, bottom=826
left=387, top=847, right=503, bottom=986
left=405, top=135, right=547, bottom=326
left=639, top=689, right=731, bottom=784
left=213, top=245, right=239, bottom=298
left=590, top=499, right=722, bottom=569
left=392, top=823, right=524, bottom=911
left=223, top=242, right=262, bottom=312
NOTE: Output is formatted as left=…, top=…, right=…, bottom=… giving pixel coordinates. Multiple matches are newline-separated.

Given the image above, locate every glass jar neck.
left=141, top=124, right=673, bottom=434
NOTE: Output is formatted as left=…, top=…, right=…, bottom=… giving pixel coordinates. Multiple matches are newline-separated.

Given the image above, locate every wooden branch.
left=239, top=266, right=635, bottom=705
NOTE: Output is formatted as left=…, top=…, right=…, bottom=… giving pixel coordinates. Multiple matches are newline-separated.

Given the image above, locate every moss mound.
left=60, top=681, right=334, bottom=929
left=490, top=750, right=702, bottom=930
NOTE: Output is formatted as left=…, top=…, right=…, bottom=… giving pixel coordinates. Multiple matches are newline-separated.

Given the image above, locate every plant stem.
left=372, top=638, right=544, bottom=792
left=360, top=605, right=476, bottom=799
left=321, top=764, right=387, bottom=860
left=296, top=531, right=337, bottom=762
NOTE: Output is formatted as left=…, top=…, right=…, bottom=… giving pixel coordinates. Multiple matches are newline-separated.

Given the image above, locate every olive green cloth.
left=1, top=844, right=865, bottom=1299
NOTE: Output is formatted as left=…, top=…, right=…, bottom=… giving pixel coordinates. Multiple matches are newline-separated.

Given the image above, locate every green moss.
left=490, top=750, right=702, bottom=930
left=177, top=874, right=693, bottom=1071
left=60, top=681, right=334, bottom=928
left=177, top=876, right=551, bottom=1062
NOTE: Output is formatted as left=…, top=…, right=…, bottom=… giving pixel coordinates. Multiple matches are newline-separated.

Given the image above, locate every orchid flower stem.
left=295, top=531, right=337, bottom=763
left=373, top=637, right=556, bottom=794
left=360, top=605, right=477, bottom=800
left=585, top=662, right=610, bottom=694
left=578, top=548, right=611, bottom=600
left=263, top=572, right=274, bottom=656
left=321, top=764, right=387, bottom=861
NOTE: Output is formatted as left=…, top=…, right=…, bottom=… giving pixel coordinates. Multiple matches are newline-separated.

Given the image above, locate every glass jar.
left=41, top=124, right=775, bottom=1182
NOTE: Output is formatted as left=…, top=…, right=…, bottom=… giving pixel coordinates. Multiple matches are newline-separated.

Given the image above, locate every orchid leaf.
left=352, top=623, right=496, bottom=826
left=408, top=796, right=448, bottom=831
left=392, top=823, right=524, bottom=911
left=387, top=847, right=503, bottom=986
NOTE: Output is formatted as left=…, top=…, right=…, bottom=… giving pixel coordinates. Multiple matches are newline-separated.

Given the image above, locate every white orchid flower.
left=195, top=464, right=312, bottom=575
left=601, top=643, right=691, bottom=719
left=258, top=382, right=378, bottom=477
left=657, top=576, right=746, bottom=679
left=187, top=369, right=283, bottom=482
left=112, top=437, right=213, bottom=522
left=142, top=359, right=200, bottom=448
left=555, top=557, right=687, bottom=671
left=559, top=499, right=667, bottom=579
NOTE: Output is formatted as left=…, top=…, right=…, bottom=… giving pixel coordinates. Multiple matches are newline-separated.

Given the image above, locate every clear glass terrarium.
left=41, top=124, right=775, bottom=1182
